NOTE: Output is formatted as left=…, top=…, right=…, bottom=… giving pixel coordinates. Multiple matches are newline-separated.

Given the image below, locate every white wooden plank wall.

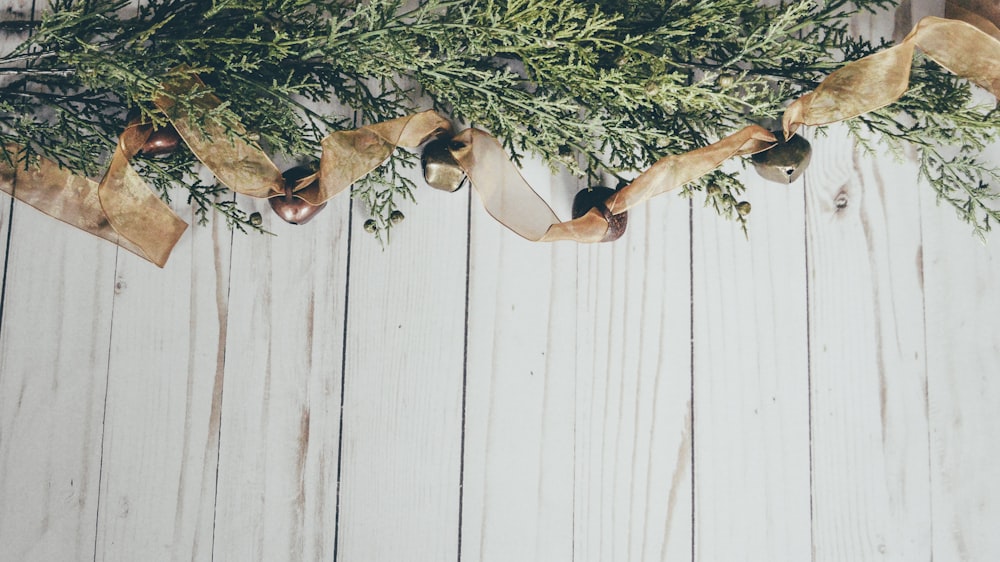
left=2, top=1, right=1000, bottom=561
left=1, top=1, right=117, bottom=560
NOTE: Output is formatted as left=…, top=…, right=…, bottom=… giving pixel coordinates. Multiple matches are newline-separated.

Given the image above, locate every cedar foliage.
left=0, top=0, right=997, bottom=236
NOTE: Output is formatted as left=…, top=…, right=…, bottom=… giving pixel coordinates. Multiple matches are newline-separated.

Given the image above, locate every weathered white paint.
left=335, top=158, right=467, bottom=562
left=0, top=2, right=115, bottom=561
left=923, top=141, right=1000, bottom=562
left=213, top=189, right=348, bottom=562
left=570, top=170, right=694, bottom=562
left=807, top=125, right=933, bottom=562
left=2, top=1, right=1000, bottom=561
left=693, top=162, right=811, bottom=562
left=462, top=156, right=578, bottom=562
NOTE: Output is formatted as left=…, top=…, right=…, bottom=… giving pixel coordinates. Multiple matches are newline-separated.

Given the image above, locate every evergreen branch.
left=0, top=0, right=995, bottom=240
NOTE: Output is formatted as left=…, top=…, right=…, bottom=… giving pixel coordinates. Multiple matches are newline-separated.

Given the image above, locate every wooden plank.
left=460, top=157, right=577, bottom=562
left=0, top=217, right=116, bottom=562
left=923, top=141, right=1000, bottom=561
left=0, top=2, right=119, bottom=561
left=573, top=185, right=693, bottom=562
left=0, top=0, right=31, bottom=297
left=92, top=179, right=231, bottom=562
left=691, top=163, right=811, bottom=561
left=88, top=5, right=234, bottom=559
left=212, top=188, right=349, bottom=561
left=805, top=124, right=931, bottom=561
left=334, top=157, right=467, bottom=561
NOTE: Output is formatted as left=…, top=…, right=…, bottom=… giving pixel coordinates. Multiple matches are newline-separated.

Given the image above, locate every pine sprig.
left=0, top=0, right=996, bottom=238
left=846, top=54, right=1000, bottom=237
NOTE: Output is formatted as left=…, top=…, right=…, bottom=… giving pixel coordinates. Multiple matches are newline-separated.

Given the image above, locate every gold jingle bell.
left=571, top=186, right=628, bottom=242
left=268, top=164, right=327, bottom=225
left=422, top=138, right=467, bottom=192
left=751, top=131, right=812, bottom=184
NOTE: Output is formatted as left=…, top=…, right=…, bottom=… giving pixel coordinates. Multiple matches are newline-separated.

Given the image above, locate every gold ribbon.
left=0, top=126, right=187, bottom=267
left=4, top=5, right=1000, bottom=266
left=783, top=14, right=1000, bottom=135
left=151, top=69, right=450, bottom=205
left=154, top=72, right=284, bottom=199
left=147, top=68, right=777, bottom=245
left=946, top=0, right=1000, bottom=39
left=0, top=73, right=449, bottom=267
left=440, top=125, right=775, bottom=243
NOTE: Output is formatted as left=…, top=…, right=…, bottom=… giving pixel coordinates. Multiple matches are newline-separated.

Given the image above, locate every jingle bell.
left=140, top=125, right=182, bottom=157
left=571, top=186, right=628, bottom=242
left=127, top=108, right=182, bottom=157
left=268, top=165, right=327, bottom=225
left=422, top=138, right=467, bottom=192
left=751, top=131, right=812, bottom=184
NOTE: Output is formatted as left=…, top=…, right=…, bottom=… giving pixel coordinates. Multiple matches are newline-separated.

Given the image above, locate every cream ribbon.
left=3, top=3, right=1000, bottom=266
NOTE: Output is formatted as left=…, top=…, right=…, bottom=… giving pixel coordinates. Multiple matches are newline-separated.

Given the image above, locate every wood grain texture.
left=573, top=185, right=693, bottom=562
left=87, top=3, right=231, bottom=557
left=0, top=3, right=118, bottom=561
left=334, top=160, right=467, bottom=562
left=692, top=166, right=811, bottom=562
left=0, top=216, right=116, bottom=562
left=93, top=189, right=231, bottom=562
left=213, top=190, right=349, bottom=562
left=922, top=140, right=1000, bottom=562
left=805, top=125, right=932, bottom=561
left=461, top=157, right=578, bottom=562
left=4, top=1, right=1000, bottom=560
left=0, top=0, right=32, bottom=313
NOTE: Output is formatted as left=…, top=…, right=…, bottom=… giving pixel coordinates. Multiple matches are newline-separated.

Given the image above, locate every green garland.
left=1, top=0, right=997, bottom=238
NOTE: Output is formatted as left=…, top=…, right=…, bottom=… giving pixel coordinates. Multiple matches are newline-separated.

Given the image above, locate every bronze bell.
left=751, top=131, right=812, bottom=184
left=571, top=186, right=628, bottom=242
left=422, top=138, right=467, bottom=192
left=268, top=165, right=327, bottom=225
left=140, top=125, right=182, bottom=157
left=127, top=108, right=182, bottom=157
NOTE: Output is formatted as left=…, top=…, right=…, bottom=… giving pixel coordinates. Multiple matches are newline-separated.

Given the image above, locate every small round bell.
left=422, top=138, right=467, bottom=192
left=140, top=125, right=182, bottom=157
left=268, top=165, right=327, bottom=225
left=571, top=186, right=628, bottom=242
left=751, top=131, right=812, bottom=184
left=127, top=108, right=182, bottom=157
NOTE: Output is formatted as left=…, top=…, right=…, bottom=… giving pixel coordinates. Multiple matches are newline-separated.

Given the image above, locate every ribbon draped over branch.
left=438, top=126, right=776, bottom=243
left=2, top=6, right=1000, bottom=267
left=0, top=125, right=187, bottom=267
left=782, top=15, right=1000, bottom=135
left=154, top=72, right=284, bottom=199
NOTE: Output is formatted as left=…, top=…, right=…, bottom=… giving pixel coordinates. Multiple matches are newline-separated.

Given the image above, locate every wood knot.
left=834, top=190, right=849, bottom=210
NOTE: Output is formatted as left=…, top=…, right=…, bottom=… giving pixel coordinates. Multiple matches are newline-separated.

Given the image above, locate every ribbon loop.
left=5, top=4, right=1000, bottom=266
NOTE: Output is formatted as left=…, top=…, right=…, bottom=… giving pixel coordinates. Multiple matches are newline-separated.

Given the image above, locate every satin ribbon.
left=783, top=14, right=1000, bottom=135
left=153, top=69, right=454, bottom=205
left=3, top=4, right=1000, bottom=266
left=0, top=125, right=187, bottom=267
left=441, top=126, right=775, bottom=242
